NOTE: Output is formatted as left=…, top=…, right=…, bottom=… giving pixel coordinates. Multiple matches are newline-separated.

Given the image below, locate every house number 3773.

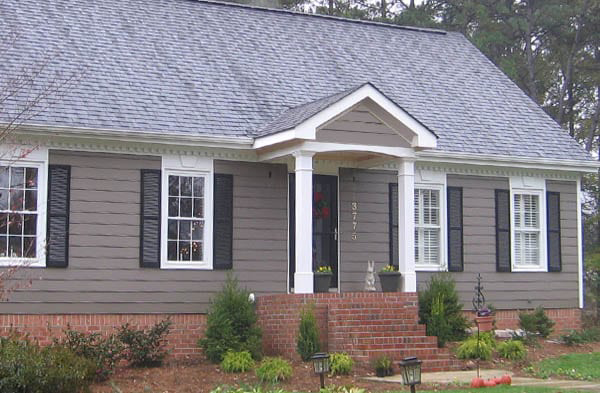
left=351, top=202, right=358, bottom=240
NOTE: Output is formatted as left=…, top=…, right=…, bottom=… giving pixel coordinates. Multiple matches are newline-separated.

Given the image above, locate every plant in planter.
left=378, top=264, right=401, bottom=292
left=314, top=265, right=332, bottom=293
left=373, top=355, right=393, bottom=377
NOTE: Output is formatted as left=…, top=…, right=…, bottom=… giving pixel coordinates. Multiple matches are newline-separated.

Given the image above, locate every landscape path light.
left=398, top=356, right=422, bottom=393
left=310, top=352, right=330, bottom=389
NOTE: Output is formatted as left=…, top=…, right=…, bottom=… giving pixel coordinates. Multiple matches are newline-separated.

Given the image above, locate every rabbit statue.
left=364, top=260, right=376, bottom=291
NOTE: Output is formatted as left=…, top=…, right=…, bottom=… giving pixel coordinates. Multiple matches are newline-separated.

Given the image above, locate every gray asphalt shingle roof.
left=0, top=0, right=591, bottom=161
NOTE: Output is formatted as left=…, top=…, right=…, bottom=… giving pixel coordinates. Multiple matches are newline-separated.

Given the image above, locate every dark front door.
left=289, top=174, right=339, bottom=290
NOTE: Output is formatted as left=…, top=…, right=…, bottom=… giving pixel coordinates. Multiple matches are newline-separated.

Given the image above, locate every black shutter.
left=46, top=165, right=71, bottom=268
left=213, top=173, right=233, bottom=270
left=495, top=189, right=511, bottom=272
left=547, top=191, right=562, bottom=272
left=447, top=187, right=464, bottom=272
left=140, top=170, right=161, bottom=268
left=388, top=183, right=399, bottom=269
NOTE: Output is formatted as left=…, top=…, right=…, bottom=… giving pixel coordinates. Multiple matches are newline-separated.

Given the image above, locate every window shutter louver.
left=388, top=183, right=399, bottom=269
left=213, top=173, right=233, bottom=270
left=547, top=191, right=562, bottom=272
left=447, top=187, right=464, bottom=272
left=140, top=170, right=161, bottom=268
left=495, top=189, right=511, bottom=272
left=46, top=165, right=71, bottom=268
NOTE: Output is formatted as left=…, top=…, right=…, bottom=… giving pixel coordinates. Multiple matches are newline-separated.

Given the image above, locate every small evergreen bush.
left=561, top=328, right=600, bottom=346
left=198, top=275, right=262, bottom=363
left=296, top=304, right=320, bottom=361
left=0, top=336, right=95, bottom=393
left=117, top=318, right=172, bottom=367
left=329, top=353, right=354, bottom=375
left=255, top=357, right=292, bottom=383
left=497, top=340, right=526, bottom=360
left=57, top=328, right=125, bottom=381
left=221, top=350, right=255, bottom=373
left=456, top=333, right=495, bottom=360
left=519, top=306, right=555, bottom=339
left=418, top=274, right=469, bottom=347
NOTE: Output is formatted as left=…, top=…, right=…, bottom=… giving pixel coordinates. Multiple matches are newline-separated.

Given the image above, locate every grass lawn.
left=532, top=352, right=600, bottom=381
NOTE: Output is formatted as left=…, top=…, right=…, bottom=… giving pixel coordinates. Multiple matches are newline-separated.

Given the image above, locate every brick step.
left=337, top=336, right=438, bottom=346
left=330, top=324, right=426, bottom=333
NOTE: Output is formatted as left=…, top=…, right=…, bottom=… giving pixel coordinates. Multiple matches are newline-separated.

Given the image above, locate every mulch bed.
left=93, top=341, right=600, bottom=393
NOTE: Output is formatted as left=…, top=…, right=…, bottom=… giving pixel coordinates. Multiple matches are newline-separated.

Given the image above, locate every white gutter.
left=418, top=150, right=600, bottom=173
left=13, top=124, right=254, bottom=149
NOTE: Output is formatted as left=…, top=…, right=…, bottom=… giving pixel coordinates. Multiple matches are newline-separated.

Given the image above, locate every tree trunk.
left=585, top=85, right=600, bottom=152
left=328, top=0, right=334, bottom=15
left=557, top=0, right=589, bottom=126
left=381, top=0, right=386, bottom=19
left=524, top=1, right=539, bottom=102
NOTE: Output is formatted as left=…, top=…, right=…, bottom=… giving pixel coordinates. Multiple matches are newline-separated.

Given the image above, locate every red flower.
left=314, top=192, right=324, bottom=202
left=321, top=207, right=330, bottom=218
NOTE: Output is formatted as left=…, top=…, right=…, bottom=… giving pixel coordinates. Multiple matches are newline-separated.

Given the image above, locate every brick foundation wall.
left=464, top=308, right=582, bottom=334
left=0, top=314, right=206, bottom=360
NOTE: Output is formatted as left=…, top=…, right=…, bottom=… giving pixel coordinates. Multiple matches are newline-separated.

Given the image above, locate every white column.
left=397, top=158, right=416, bottom=292
left=294, top=151, right=315, bottom=293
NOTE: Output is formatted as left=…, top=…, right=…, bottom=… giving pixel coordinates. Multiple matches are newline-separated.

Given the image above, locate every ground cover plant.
left=531, top=352, right=600, bottom=381
left=456, top=332, right=495, bottom=360
left=561, top=327, right=600, bottom=346
left=221, top=350, right=255, bottom=373
left=199, top=275, right=262, bottom=363
left=329, top=352, right=354, bottom=375
left=255, top=357, right=292, bottom=383
left=497, top=340, right=526, bottom=360
left=418, top=273, right=468, bottom=347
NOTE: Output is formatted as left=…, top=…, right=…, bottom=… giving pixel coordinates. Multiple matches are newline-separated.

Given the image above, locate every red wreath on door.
left=313, top=191, right=330, bottom=219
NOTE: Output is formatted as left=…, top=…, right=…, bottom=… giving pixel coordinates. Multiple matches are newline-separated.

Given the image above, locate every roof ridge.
left=187, top=0, right=447, bottom=35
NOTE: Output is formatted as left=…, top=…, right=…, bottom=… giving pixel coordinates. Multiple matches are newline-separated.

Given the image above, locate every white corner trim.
left=577, top=176, right=584, bottom=308
left=160, top=155, right=214, bottom=270
left=253, top=84, right=437, bottom=150
left=0, top=145, right=48, bottom=268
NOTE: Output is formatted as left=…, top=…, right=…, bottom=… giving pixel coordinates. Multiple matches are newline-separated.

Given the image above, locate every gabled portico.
left=254, top=83, right=437, bottom=294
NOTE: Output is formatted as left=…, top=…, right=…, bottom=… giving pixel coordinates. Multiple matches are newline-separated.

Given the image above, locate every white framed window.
left=0, top=156, right=47, bottom=267
left=511, top=189, right=546, bottom=271
left=161, top=155, right=213, bottom=269
left=414, top=186, right=445, bottom=270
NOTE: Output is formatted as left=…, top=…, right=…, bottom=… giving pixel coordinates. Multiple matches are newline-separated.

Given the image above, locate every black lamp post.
left=310, top=352, right=330, bottom=389
left=398, top=356, right=422, bottom=393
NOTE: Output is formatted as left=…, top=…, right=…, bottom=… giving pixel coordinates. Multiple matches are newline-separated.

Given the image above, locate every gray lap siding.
left=338, top=170, right=579, bottom=309
left=0, top=151, right=287, bottom=314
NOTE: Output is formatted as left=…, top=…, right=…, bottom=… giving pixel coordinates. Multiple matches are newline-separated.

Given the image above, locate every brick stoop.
left=256, top=292, right=460, bottom=372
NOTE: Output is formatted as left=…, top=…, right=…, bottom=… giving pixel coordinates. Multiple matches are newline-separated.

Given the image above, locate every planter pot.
left=475, top=315, right=494, bottom=332
left=375, top=368, right=393, bottom=378
left=314, top=273, right=332, bottom=293
left=378, top=272, right=402, bottom=292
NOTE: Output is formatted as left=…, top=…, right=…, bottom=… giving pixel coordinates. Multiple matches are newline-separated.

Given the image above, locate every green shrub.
left=221, top=350, right=255, bottom=373
left=296, top=304, right=320, bottom=361
left=255, top=357, right=292, bottom=383
left=497, top=339, right=526, bottom=360
left=561, top=328, right=600, bottom=346
left=455, top=334, right=494, bottom=360
left=56, top=328, right=124, bottom=381
left=0, top=336, right=94, bottom=393
left=519, top=306, right=555, bottom=338
left=373, top=355, right=393, bottom=377
left=117, top=318, right=172, bottom=367
left=418, top=273, right=469, bottom=347
left=199, top=275, right=262, bottom=363
left=329, top=352, right=354, bottom=375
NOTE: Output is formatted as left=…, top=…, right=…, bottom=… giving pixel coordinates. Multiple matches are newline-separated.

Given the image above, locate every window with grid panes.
left=513, top=193, right=541, bottom=267
left=167, top=174, right=206, bottom=263
left=414, top=188, right=441, bottom=266
left=0, top=166, right=38, bottom=259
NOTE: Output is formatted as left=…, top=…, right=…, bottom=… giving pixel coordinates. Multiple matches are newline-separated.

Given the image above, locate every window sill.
left=511, top=266, right=548, bottom=273
left=160, top=261, right=213, bottom=270
left=0, top=258, right=45, bottom=268
left=415, top=265, right=447, bottom=272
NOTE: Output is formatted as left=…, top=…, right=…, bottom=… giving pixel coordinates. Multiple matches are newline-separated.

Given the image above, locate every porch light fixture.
left=310, top=352, right=330, bottom=389
left=398, top=356, right=422, bottom=393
